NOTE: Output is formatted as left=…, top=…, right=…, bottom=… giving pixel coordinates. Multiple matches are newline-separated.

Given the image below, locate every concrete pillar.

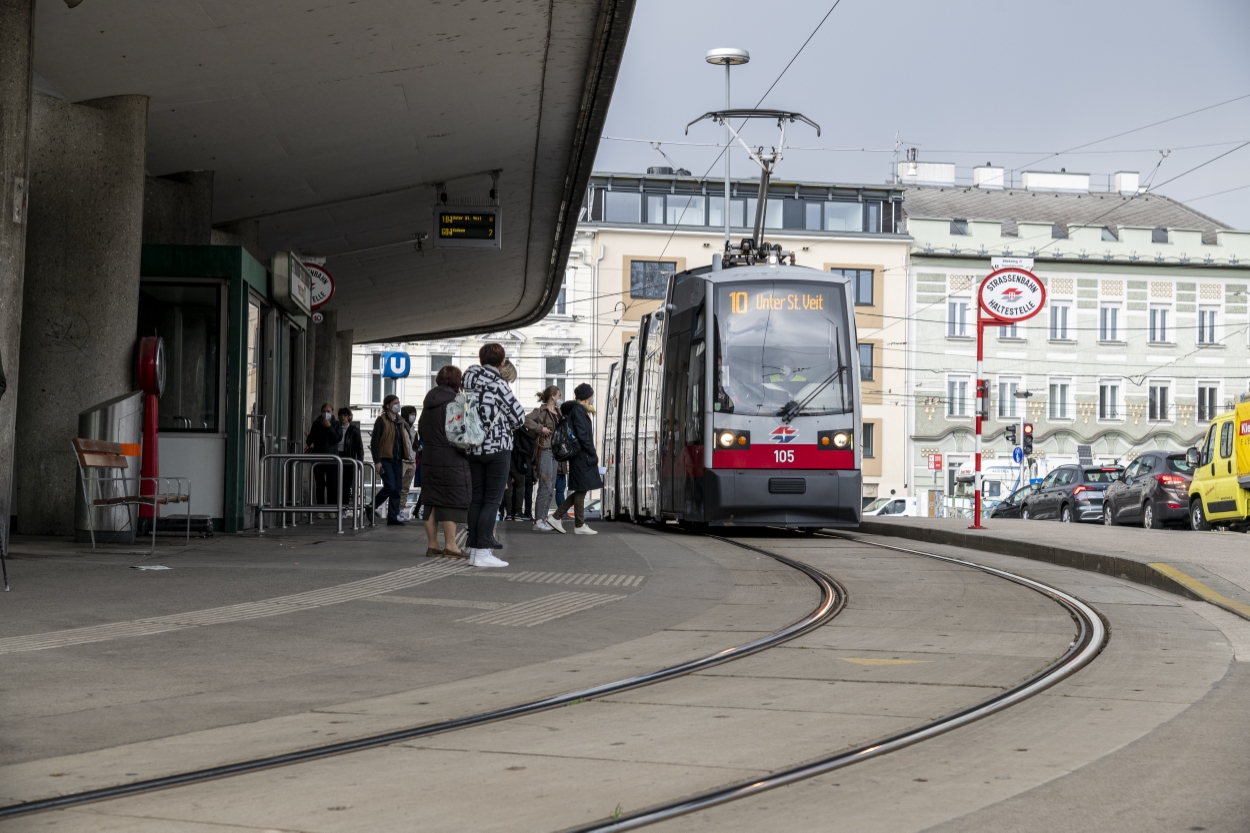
left=0, top=0, right=35, bottom=535
left=143, top=171, right=213, bottom=245
left=310, top=309, right=339, bottom=411
left=14, top=93, right=148, bottom=534
left=335, top=329, right=354, bottom=409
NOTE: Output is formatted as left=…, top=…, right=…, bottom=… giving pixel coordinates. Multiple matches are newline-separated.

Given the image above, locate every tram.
left=602, top=252, right=862, bottom=529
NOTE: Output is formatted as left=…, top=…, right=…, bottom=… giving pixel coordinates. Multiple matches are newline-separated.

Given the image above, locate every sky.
left=593, top=0, right=1250, bottom=229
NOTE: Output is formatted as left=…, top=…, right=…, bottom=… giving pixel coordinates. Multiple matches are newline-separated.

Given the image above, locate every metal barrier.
left=257, top=454, right=377, bottom=534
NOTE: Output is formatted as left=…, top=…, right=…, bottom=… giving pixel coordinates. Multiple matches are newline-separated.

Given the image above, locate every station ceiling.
left=32, top=0, right=634, bottom=342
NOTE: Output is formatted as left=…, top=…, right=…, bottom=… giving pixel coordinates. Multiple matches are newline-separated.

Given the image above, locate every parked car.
left=1021, top=464, right=1123, bottom=522
left=1103, top=451, right=1193, bottom=528
left=1186, top=403, right=1250, bottom=531
left=988, top=483, right=1039, bottom=519
left=863, top=496, right=920, bottom=517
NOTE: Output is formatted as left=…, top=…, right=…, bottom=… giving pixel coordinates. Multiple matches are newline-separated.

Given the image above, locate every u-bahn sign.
left=978, top=267, right=1045, bottom=323
left=380, top=351, right=411, bottom=379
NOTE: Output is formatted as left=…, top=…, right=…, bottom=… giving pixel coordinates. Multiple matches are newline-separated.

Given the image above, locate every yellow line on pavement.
left=1149, top=563, right=1250, bottom=621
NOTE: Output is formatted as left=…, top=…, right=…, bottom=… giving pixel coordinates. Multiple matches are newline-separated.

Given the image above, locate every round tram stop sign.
left=978, top=267, right=1046, bottom=323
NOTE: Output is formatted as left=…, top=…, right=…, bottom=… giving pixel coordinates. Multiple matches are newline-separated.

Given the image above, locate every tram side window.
left=688, top=341, right=705, bottom=443
left=137, top=282, right=223, bottom=432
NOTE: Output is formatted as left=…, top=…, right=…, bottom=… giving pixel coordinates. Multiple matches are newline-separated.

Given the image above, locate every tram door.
left=601, top=361, right=621, bottom=518
left=661, top=275, right=706, bottom=518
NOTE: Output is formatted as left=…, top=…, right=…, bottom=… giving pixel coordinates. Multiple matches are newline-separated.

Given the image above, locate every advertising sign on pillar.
left=972, top=267, right=1046, bottom=529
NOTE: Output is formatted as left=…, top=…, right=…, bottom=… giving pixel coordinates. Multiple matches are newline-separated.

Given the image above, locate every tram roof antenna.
left=686, top=109, right=820, bottom=254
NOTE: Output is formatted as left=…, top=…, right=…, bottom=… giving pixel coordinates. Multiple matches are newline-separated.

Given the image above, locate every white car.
left=862, top=496, right=920, bottom=517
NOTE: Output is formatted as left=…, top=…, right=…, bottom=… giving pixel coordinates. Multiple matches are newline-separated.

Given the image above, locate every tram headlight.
left=718, top=431, right=736, bottom=448
left=715, top=429, right=750, bottom=449
left=817, top=429, right=853, bottom=450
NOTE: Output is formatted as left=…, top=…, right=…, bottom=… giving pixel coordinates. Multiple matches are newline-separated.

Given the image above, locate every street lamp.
left=705, top=48, right=749, bottom=254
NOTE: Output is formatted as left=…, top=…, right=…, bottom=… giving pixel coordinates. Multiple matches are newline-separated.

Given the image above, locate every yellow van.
left=1186, top=400, right=1250, bottom=530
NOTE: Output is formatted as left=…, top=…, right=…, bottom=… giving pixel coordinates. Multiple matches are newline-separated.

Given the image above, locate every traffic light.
left=1022, top=423, right=1034, bottom=454
left=1005, top=424, right=1017, bottom=445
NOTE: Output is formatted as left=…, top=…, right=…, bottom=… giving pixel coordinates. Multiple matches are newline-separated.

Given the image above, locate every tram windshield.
left=714, top=280, right=852, bottom=417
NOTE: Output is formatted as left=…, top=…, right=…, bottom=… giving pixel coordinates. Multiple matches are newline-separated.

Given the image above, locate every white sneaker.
left=471, top=550, right=509, bottom=568
left=573, top=524, right=598, bottom=535
left=533, top=519, right=553, bottom=532
left=547, top=514, right=566, bottom=534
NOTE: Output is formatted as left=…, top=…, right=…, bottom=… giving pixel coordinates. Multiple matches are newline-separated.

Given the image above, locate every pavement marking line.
left=456, top=591, right=627, bottom=627
left=839, top=658, right=933, bottom=666
left=367, top=596, right=508, bottom=611
left=1150, top=562, right=1250, bottom=621
left=469, top=571, right=646, bottom=588
left=0, top=562, right=474, bottom=655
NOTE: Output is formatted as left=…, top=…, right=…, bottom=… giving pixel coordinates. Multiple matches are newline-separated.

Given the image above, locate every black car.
left=1102, top=451, right=1194, bottom=529
left=1021, top=465, right=1123, bottom=523
left=989, top=483, right=1039, bottom=519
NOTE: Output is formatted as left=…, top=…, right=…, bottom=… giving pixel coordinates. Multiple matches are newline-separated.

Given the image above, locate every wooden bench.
left=72, top=438, right=192, bottom=550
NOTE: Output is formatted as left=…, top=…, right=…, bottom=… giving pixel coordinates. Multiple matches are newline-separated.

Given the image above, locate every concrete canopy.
left=32, top=0, right=634, bottom=342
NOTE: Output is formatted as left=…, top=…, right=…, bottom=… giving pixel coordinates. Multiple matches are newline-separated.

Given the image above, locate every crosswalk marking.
left=457, top=592, right=626, bottom=627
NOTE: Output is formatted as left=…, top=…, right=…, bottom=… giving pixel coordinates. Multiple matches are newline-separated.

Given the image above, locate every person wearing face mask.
left=398, top=404, right=419, bottom=518
left=336, top=407, right=364, bottom=509
left=554, top=384, right=602, bottom=534
left=369, top=394, right=412, bottom=525
left=305, top=403, right=344, bottom=514
left=525, top=385, right=564, bottom=532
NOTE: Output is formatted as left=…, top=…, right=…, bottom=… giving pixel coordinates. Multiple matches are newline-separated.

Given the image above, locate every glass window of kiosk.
left=137, top=282, right=225, bottom=432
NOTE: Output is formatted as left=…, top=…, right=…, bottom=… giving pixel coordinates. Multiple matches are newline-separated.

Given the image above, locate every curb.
left=856, top=519, right=1210, bottom=605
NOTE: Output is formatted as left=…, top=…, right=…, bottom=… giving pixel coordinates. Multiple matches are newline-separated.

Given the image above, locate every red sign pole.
left=972, top=317, right=986, bottom=529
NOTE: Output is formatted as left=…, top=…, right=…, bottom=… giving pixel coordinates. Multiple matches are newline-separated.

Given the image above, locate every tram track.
left=0, top=529, right=1108, bottom=828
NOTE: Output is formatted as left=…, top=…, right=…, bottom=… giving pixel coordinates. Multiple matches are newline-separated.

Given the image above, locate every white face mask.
left=406, top=414, right=415, bottom=424
left=390, top=403, right=401, bottom=415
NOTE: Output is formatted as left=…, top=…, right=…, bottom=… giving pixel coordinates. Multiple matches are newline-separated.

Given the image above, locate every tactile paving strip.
left=457, top=591, right=627, bottom=627
left=0, top=562, right=473, bottom=655
left=468, top=571, right=645, bottom=587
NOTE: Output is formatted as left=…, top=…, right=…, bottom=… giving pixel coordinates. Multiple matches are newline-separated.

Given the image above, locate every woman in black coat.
left=417, top=365, right=472, bottom=557
left=553, top=383, right=602, bottom=533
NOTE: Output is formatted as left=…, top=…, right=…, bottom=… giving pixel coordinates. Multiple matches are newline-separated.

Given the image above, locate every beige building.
left=575, top=171, right=912, bottom=501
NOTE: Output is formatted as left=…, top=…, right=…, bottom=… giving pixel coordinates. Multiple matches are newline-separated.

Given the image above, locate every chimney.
left=973, top=164, right=1004, bottom=190
left=1021, top=169, right=1091, bottom=193
left=1114, top=171, right=1140, bottom=195
left=896, top=160, right=956, bottom=186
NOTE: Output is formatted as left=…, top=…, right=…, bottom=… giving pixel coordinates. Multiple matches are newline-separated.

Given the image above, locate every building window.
left=1049, top=303, right=1070, bottom=340
left=1198, top=307, right=1217, bottom=344
left=1148, top=383, right=1170, bottom=422
left=645, top=194, right=664, bottom=224
left=1101, top=226, right=1119, bottom=242
left=1099, top=305, right=1120, bottom=341
left=805, top=201, right=822, bottom=231
left=948, top=298, right=970, bottom=337
left=1152, top=227, right=1169, bottom=244
left=862, top=422, right=875, bottom=458
left=137, top=282, right=223, bottom=432
left=950, top=218, right=969, bottom=235
left=666, top=194, right=705, bottom=226
left=998, top=322, right=1019, bottom=339
left=429, top=353, right=453, bottom=389
left=371, top=353, right=397, bottom=403
left=1198, top=384, right=1218, bottom=422
left=1048, top=381, right=1070, bottom=419
left=858, top=343, right=874, bottom=382
left=745, top=197, right=783, bottom=229
left=603, top=191, right=641, bottom=223
left=947, top=377, right=969, bottom=418
left=544, top=357, right=567, bottom=391
left=832, top=268, right=874, bottom=306
left=1149, top=306, right=1170, bottom=342
left=629, top=260, right=675, bottom=300
left=1099, top=382, right=1120, bottom=420
left=824, top=202, right=862, bottom=232
left=997, top=378, right=1019, bottom=418
left=555, top=279, right=567, bottom=315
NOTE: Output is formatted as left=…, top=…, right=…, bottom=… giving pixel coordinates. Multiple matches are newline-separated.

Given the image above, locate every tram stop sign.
left=979, top=267, right=1046, bottom=323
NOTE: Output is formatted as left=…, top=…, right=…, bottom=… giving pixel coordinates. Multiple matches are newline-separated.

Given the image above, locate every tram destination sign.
left=978, top=267, right=1045, bottom=323
left=433, top=205, right=501, bottom=249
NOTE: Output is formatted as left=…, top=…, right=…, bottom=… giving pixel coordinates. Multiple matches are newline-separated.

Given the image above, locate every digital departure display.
left=437, top=211, right=496, bottom=240
left=726, top=289, right=826, bottom=314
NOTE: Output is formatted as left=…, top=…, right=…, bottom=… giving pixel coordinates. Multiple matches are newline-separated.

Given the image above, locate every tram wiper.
left=776, top=335, right=846, bottom=424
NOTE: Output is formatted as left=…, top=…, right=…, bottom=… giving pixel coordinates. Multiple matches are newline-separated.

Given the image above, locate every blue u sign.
left=380, top=351, right=411, bottom=379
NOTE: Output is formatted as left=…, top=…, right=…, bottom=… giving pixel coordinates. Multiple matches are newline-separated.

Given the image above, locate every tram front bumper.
left=704, top=468, right=862, bottom=528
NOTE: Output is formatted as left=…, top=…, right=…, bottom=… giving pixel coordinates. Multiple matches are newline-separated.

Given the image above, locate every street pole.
left=973, top=319, right=985, bottom=529
left=705, top=48, right=749, bottom=255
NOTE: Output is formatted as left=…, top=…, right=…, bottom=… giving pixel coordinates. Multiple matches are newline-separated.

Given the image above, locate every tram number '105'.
left=774, top=449, right=795, bottom=463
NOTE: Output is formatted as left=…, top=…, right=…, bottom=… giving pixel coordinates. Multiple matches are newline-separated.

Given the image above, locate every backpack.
left=445, top=390, right=486, bottom=450
left=550, top=418, right=579, bottom=462
left=512, top=427, right=537, bottom=475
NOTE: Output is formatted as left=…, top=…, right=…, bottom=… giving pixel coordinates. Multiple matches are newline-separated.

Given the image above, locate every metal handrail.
left=259, top=454, right=344, bottom=534
left=257, top=454, right=377, bottom=534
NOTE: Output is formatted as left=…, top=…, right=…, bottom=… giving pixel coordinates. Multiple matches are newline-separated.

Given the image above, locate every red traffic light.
left=1022, top=423, right=1034, bottom=435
